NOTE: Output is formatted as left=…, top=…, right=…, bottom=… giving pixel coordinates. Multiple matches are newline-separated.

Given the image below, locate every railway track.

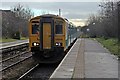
left=17, top=63, right=59, bottom=80
left=0, top=42, right=31, bottom=73
left=17, top=64, right=39, bottom=80
left=1, top=42, right=36, bottom=79
left=1, top=51, right=32, bottom=72
left=1, top=43, right=29, bottom=60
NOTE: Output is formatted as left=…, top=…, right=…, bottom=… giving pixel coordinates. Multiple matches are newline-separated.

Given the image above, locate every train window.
left=55, top=25, right=63, bottom=34
left=32, top=24, right=39, bottom=34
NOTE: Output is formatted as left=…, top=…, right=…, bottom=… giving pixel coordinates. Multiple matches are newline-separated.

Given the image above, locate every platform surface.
left=84, top=39, right=118, bottom=79
left=0, top=39, right=28, bottom=49
left=50, top=38, right=118, bottom=80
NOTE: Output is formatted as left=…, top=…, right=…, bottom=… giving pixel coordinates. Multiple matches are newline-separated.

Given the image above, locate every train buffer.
left=50, top=38, right=118, bottom=80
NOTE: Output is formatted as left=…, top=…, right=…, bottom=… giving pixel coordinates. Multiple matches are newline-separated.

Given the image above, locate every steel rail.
left=0, top=55, right=32, bottom=72
left=0, top=51, right=29, bottom=63
left=17, top=64, right=39, bottom=80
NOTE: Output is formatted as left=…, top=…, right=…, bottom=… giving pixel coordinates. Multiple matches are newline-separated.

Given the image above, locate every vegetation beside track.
left=96, top=38, right=120, bottom=58
left=21, top=37, right=28, bottom=40
left=0, top=37, right=28, bottom=43
left=0, top=38, right=16, bottom=43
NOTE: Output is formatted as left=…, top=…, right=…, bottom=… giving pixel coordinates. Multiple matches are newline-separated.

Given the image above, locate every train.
left=29, top=14, right=81, bottom=63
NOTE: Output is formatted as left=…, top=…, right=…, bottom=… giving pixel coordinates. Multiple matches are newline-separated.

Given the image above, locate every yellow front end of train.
left=29, top=14, right=68, bottom=63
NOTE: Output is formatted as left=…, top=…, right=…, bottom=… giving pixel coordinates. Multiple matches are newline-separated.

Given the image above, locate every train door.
left=40, top=18, right=54, bottom=50
left=43, top=23, right=51, bottom=49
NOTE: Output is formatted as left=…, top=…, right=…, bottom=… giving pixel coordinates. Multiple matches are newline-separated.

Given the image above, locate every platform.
left=50, top=38, right=118, bottom=80
left=0, top=39, right=28, bottom=49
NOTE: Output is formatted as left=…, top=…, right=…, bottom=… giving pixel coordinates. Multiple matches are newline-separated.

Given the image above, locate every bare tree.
left=11, top=3, right=34, bottom=20
left=87, top=0, right=119, bottom=38
left=2, top=3, right=34, bottom=39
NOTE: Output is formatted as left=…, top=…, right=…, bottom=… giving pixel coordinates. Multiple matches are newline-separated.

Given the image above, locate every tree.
left=87, top=0, right=118, bottom=38
left=11, top=3, right=34, bottom=20
left=10, top=3, right=34, bottom=37
left=2, top=3, right=34, bottom=39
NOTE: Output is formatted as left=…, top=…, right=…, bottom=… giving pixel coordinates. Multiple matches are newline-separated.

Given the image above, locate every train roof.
left=30, top=14, right=76, bottom=27
left=30, top=14, right=65, bottom=21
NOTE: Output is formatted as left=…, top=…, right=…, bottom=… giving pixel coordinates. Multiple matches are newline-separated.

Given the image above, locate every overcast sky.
left=1, top=1, right=101, bottom=26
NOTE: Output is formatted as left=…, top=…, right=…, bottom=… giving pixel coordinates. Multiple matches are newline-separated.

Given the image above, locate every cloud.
left=1, top=0, right=101, bottom=2
left=1, top=2, right=99, bottom=26
left=1, top=2, right=99, bottom=20
left=69, top=19, right=87, bottom=26
left=62, top=12, right=93, bottom=19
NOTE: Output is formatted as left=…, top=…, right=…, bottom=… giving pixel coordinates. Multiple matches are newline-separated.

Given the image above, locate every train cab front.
left=30, top=15, right=65, bottom=63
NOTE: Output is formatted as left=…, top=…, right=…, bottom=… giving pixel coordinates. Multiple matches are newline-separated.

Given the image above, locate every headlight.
left=32, top=42, right=39, bottom=46
left=55, top=42, right=62, bottom=46
left=34, top=43, right=37, bottom=46
left=55, top=43, right=58, bottom=46
left=36, top=43, right=39, bottom=46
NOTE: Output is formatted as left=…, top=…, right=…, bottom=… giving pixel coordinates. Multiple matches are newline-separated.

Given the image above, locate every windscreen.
left=55, top=25, right=63, bottom=34
left=32, top=24, right=39, bottom=34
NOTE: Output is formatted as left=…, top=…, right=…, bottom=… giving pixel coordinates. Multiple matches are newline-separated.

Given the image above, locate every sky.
left=1, top=1, right=101, bottom=26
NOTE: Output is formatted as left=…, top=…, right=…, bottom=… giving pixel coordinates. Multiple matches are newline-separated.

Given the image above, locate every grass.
left=96, top=37, right=120, bottom=58
left=0, top=38, right=16, bottom=43
left=0, top=37, right=28, bottom=43
left=21, top=37, right=28, bottom=40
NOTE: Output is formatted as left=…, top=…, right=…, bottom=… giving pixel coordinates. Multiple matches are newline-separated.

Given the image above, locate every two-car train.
left=29, top=14, right=80, bottom=63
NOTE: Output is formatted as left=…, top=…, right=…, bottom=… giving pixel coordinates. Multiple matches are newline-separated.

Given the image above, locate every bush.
left=12, top=31, right=21, bottom=40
